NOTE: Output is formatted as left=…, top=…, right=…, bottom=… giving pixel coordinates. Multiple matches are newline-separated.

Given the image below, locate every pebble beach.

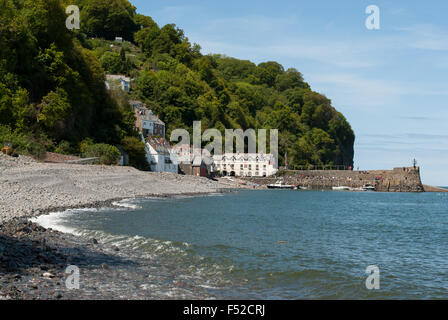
left=0, top=153, right=233, bottom=299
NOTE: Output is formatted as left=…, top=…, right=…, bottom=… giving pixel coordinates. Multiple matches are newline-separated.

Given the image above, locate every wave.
left=29, top=203, right=241, bottom=297
left=30, top=210, right=81, bottom=235
left=112, top=199, right=142, bottom=210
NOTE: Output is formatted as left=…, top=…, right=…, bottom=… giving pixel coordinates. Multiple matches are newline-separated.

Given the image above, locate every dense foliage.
left=81, top=141, right=121, bottom=165
left=0, top=0, right=141, bottom=164
left=0, top=0, right=355, bottom=168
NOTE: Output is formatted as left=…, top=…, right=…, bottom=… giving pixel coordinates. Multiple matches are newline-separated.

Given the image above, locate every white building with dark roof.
left=145, top=136, right=177, bottom=173
left=213, top=153, right=277, bottom=177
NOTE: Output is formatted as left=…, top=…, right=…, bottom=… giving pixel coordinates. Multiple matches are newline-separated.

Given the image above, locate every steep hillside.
left=0, top=0, right=355, bottom=168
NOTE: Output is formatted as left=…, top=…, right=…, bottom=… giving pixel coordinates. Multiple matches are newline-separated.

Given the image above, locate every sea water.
left=34, top=190, right=448, bottom=299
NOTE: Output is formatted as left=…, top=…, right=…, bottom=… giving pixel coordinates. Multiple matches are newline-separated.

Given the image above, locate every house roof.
left=135, top=107, right=165, bottom=126
left=129, top=100, right=143, bottom=107
left=192, top=155, right=203, bottom=166
left=141, top=112, right=165, bottom=126
left=213, top=153, right=275, bottom=162
left=147, top=136, right=171, bottom=154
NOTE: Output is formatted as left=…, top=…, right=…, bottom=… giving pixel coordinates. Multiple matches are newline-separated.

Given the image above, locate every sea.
left=33, top=190, right=448, bottom=299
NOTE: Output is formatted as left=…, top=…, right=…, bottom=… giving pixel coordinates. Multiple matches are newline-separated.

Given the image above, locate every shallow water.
left=34, top=190, right=448, bottom=299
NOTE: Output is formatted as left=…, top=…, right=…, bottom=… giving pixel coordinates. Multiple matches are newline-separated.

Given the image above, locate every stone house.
left=131, top=101, right=165, bottom=138
left=173, top=144, right=214, bottom=177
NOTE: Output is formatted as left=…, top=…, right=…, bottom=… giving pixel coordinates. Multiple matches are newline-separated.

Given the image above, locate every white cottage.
left=145, top=136, right=178, bottom=173
left=105, top=74, right=131, bottom=92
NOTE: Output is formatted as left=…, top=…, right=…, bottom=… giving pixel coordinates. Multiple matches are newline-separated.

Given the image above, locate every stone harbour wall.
left=243, top=167, right=424, bottom=192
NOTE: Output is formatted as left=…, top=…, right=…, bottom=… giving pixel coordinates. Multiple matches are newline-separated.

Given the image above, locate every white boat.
left=332, top=186, right=350, bottom=191
left=267, top=181, right=295, bottom=189
left=363, top=184, right=375, bottom=192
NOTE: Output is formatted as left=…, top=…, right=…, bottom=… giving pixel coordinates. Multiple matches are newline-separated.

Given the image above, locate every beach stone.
left=0, top=153, right=231, bottom=225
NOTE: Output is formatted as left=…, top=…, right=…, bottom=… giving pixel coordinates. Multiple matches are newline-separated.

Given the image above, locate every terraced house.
left=213, top=153, right=278, bottom=177
left=131, top=100, right=166, bottom=138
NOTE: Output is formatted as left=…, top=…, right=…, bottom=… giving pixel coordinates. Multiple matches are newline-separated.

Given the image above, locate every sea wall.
left=243, top=167, right=424, bottom=192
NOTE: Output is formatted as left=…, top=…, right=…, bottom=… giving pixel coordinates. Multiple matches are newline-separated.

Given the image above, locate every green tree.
left=37, top=88, right=71, bottom=137
left=253, top=61, right=284, bottom=87
left=83, top=143, right=121, bottom=165
left=80, top=0, right=137, bottom=40
left=120, top=136, right=150, bottom=170
left=100, top=51, right=123, bottom=74
left=275, top=68, right=307, bottom=91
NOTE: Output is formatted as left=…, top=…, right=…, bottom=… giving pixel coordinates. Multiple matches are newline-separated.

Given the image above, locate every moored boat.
left=362, top=184, right=375, bottom=191
left=332, top=186, right=350, bottom=191
left=267, top=181, right=295, bottom=189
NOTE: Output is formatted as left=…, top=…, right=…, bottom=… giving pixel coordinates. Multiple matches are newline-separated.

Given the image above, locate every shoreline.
left=423, top=184, right=448, bottom=192
left=0, top=216, right=231, bottom=300
left=0, top=153, right=237, bottom=223
left=1, top=193, right=238, bottom=300
left=25, top=189, right=237, bottom=221
left=0, top=154, right=241, bottom=299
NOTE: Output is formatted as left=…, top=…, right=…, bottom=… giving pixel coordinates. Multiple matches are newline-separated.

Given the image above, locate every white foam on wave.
left=30, top=206, right=125, bottom=237
left=198, top=284, right=219, bottom=290
left=111, top=198, right=143, bottom=210
left=30, top=202, right=230, bottom=291
left=30, top=210, right=81, bottom=235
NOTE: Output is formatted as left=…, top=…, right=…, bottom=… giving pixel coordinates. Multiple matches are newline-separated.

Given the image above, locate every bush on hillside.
left=120, top=136, right=150, bottom=171
left=82, top=143, right=120, bottom=165
left=0, top=125, right=47, bottom=159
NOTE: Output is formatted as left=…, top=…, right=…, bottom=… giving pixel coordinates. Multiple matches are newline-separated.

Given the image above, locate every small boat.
left=332, top=186, right=350, bottom=191
left=363, top=184, right=375, bottom=192
left=267, top=181, right=295, bottom=189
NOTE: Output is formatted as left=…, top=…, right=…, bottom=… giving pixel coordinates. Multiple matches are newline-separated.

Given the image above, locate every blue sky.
left=130, top=0, right=448, bottom=185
